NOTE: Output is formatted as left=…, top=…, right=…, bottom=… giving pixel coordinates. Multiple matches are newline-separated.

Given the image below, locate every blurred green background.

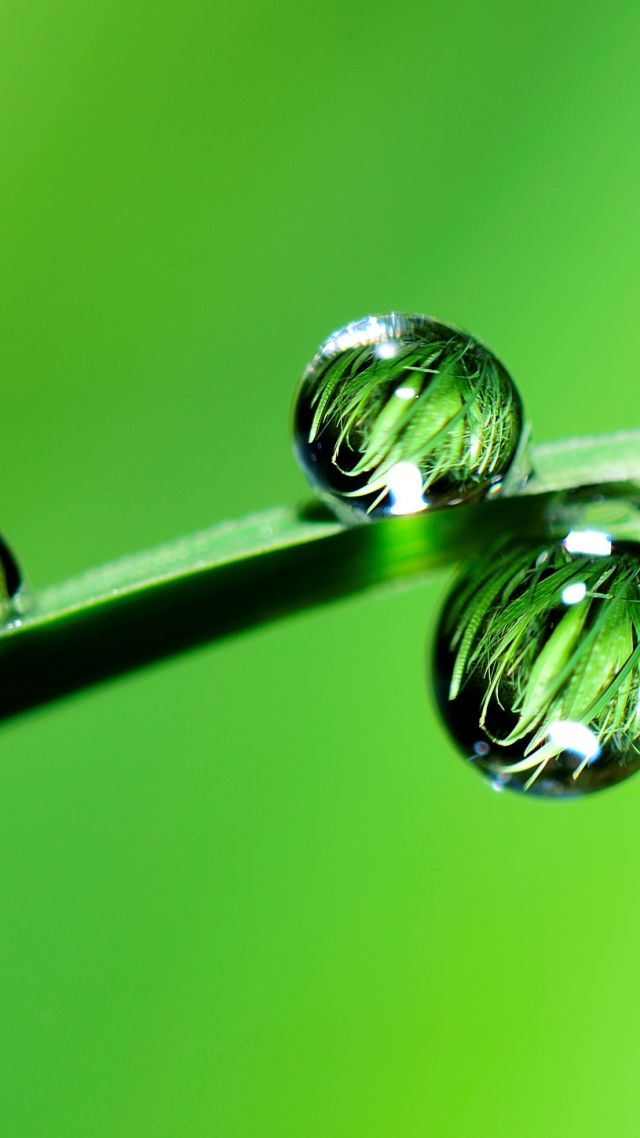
left=2, top=2, right=640, bottom=1135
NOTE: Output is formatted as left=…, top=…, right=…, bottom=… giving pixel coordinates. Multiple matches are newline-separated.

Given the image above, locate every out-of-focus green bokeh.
left=2, top=2, right=640, bottom=1134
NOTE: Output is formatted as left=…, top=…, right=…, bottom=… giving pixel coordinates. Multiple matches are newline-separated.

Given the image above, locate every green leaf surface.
left=2, top=429, right=640, bottom=723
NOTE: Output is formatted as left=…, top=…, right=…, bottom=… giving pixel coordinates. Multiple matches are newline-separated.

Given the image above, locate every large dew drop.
left=294, top=313, right=527, bottom=523
left=433, top=536, right=640, bottom=797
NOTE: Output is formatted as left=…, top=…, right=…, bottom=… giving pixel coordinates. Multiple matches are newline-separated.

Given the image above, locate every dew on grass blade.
left=433, top=536, right=640, bottom=797
left=293, top=313, right=528, bottom=524
left=0, top=534, right=26, bottom=628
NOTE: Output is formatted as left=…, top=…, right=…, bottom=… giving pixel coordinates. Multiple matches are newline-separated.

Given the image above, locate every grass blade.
left=2, top=429, right=640, bottom=722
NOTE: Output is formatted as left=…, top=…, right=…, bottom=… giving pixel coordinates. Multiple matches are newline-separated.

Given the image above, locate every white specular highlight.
left=386, top=462, right=427, bottom=516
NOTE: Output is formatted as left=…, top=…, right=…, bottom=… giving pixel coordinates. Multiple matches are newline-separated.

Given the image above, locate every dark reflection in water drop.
left=433, top=535, right=640, bottom=797
left=294, top=313, right=528, bottom=524
left=0, top=535, right=26, bottom=626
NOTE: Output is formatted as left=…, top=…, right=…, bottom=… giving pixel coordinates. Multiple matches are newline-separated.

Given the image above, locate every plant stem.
left=3, top=430, right=640, bottom=723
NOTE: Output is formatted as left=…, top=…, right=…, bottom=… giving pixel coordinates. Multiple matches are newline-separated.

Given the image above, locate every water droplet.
left=0, top=535, right=26, bottom=627
left=433, top=537, right=640, bottom=797
left=294, top=313, right=528, bottom=523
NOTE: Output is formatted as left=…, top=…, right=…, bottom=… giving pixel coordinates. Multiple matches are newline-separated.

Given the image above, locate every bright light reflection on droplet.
left=386, top=461, right=426, bottom=516
left=394, top=385, right=415, bottom=399
left=562, top=581, right=587, bottom=605
left=563, top=530, right=612, bottom=557
left=375, top=341, right=400, bottom=360
left=547, top=719, right=601, bottom=766
left=467, top=433, right=481, bottom=460
left=322, top=316, right=386, bottom=356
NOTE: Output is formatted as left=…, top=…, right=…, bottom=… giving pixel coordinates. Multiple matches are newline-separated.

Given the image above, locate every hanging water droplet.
left=0, top=535, right=26, bottom=628
left=293, top=313, right=528, bottom=523
left=433, top=537, right=640, bottom=797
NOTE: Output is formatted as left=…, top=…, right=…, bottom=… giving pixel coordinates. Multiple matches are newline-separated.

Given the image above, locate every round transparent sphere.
left=294, top=313, right=527, bottom=523
left=433, top=534, right=640, bottom=797
left=0, top=534, right=24, bottom=627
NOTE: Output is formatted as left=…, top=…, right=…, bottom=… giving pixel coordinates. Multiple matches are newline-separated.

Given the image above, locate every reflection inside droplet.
left=433, top=537, right=640, bottom=797
left=546, top=719, right=601, bottom=779
left=387, top=461, right=426, bottom=516
left=561, top=581, right=587, bottom=605
left=563, top=530, right=612, bottom=557
left=294, top=312, right=527, bottom=523
left=375, top=341, right=400, bottom=361
left=0, top=534, right=26, bottom=628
